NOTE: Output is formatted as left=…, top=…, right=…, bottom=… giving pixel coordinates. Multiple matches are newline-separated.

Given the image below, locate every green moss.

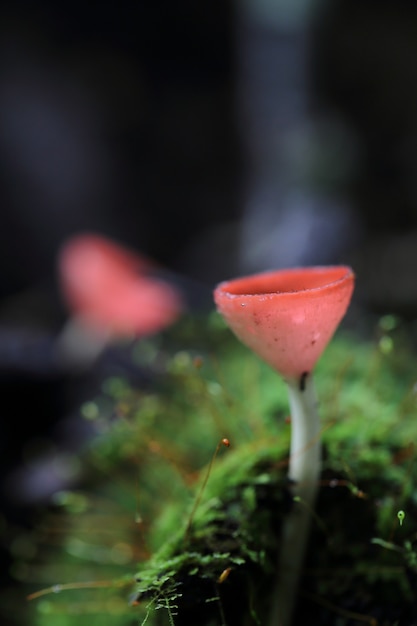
left=7, top=314, right=417, bottom=626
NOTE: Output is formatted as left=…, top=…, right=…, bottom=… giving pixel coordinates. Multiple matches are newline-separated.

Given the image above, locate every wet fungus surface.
left=214, top=266, right=354, bottom=380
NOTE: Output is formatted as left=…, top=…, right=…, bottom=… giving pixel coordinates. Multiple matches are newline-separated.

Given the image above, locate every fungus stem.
left=269, top=373, right=321, bottom=626
left=287, top=374, right=321, bottom=495
left=54, top=317, right=111, bottom=370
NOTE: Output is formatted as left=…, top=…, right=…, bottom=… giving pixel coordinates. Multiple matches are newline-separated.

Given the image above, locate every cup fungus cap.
left=59, top=234, right=183, bottom=336
left=214, top=266, right=354, bottom=380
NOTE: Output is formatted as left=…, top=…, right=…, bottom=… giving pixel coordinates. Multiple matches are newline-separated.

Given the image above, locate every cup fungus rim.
left=215, top=265, right=354, bottom=300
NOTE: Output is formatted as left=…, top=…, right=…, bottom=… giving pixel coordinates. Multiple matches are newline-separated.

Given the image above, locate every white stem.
left=268, top=373, right=321, bottom=626
left=54, top=317, right=111, bottom=371
left=287, top=374, right=321, bottom=493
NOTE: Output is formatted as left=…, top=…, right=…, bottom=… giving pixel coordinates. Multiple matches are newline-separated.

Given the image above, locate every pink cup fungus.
left=214, top=266, right=354, bottom=626
left=214, top=266, right=354, bottom=381
left=57, top=233, right=184, bottom=367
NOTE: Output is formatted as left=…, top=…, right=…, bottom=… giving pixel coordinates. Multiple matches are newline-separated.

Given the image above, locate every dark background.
left=2, top=1, right=417, bottom=314
left=1, top=0, right=417, bottom=614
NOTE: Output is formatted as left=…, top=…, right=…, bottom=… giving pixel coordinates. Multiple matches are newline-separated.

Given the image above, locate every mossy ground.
left=3, top=313, right=417, bottom=626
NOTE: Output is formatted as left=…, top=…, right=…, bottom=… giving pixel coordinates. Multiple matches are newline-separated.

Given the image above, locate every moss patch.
left=5, top=313, right=417, bottom=626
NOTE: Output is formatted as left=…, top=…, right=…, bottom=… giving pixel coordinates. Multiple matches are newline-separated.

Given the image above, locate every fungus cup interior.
left=214, top=266, right=355, bottom=380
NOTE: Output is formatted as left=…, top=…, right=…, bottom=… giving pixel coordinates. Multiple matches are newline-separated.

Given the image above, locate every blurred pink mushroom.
left=214, top=266, right=354, bottom=626
left=57, top=233, right=184, bottom=367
